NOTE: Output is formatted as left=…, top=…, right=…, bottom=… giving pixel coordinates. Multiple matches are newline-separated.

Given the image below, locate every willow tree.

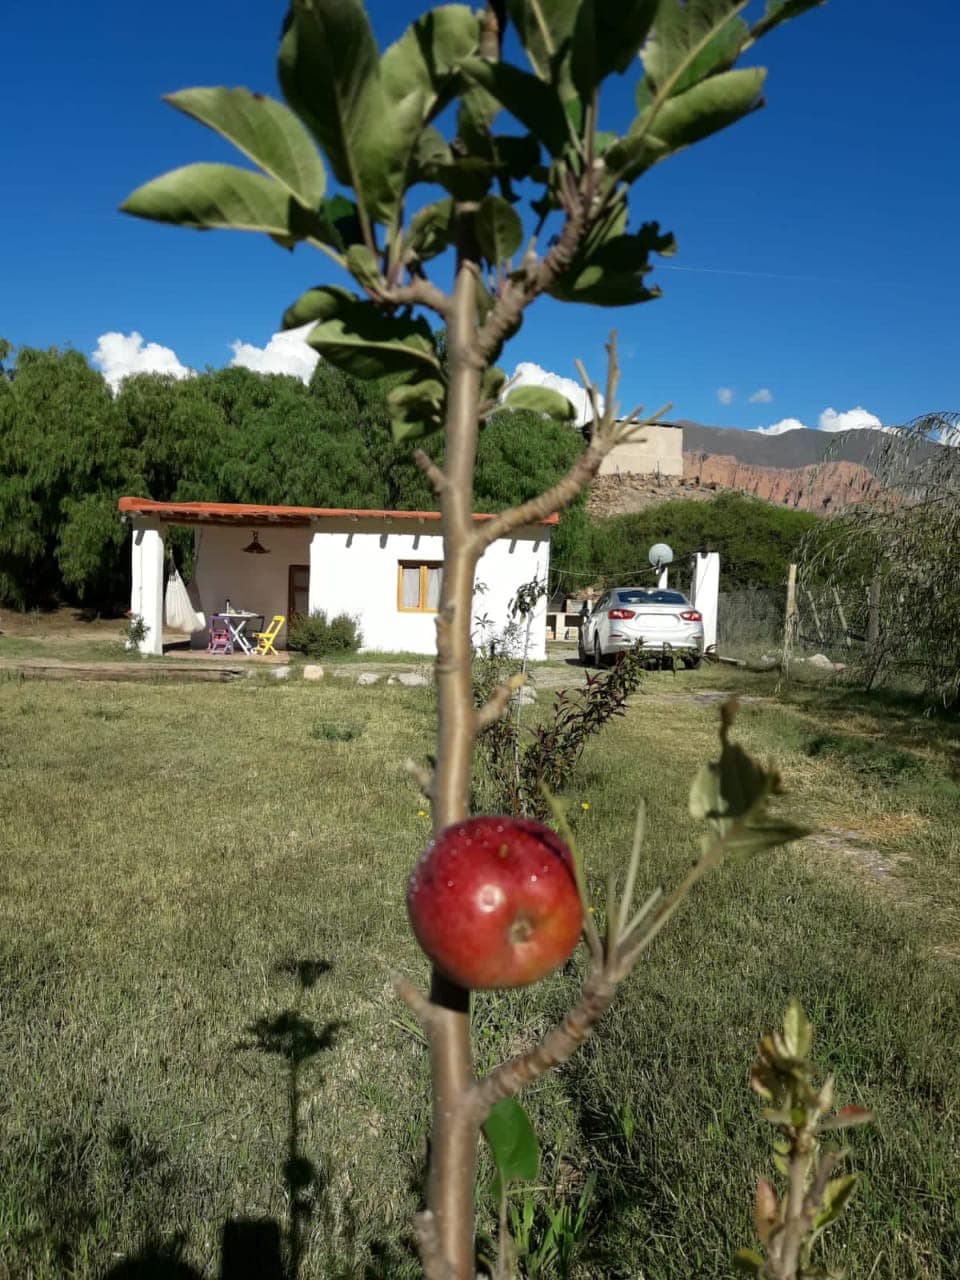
left=801, top=411, right=960, bottom=707
left=123, top=3, right=822, bottom=1274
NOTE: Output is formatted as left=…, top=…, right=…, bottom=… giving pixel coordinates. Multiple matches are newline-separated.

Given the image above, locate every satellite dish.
left=648, top=542, right=674, bottom=568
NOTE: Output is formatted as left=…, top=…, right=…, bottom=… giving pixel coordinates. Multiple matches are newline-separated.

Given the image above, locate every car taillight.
left=679, top=610, right=702, bottom=622
left=607, top=609, right=635, bottom=620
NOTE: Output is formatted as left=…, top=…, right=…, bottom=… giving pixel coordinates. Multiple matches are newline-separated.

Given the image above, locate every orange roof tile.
left=117, top=497, right=558, bottom=527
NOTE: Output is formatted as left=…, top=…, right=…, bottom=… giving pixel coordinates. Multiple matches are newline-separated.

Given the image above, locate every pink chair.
left=207, top=614, right=234, bottom=655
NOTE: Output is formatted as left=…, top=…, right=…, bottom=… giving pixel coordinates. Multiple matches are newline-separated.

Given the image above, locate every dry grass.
left=0, top=666, right=957, bottom=1278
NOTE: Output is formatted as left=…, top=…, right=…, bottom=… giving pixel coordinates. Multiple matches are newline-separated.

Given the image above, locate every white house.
left=118, top=498, right=555, bottom=659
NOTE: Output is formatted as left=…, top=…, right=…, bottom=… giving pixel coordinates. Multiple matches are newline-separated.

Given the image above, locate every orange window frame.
left=397, top=561, right=443, bottom=613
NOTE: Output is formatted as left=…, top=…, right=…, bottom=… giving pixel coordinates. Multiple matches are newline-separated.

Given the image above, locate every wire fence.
left=717, top=589, right=785, bottom=655
left=716, top=584, right=874, bottom=662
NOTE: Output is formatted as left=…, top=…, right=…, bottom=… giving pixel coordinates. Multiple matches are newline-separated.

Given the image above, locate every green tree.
left=801, top=412, right=960, bottom=706
left=571, top=492, right=820, bottom=594
left=121, top=4, right=826, bottom=1273
left=0, top=345, right=126, bottom=608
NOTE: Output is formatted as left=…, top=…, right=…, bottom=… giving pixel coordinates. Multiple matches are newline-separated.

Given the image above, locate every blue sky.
left=3, top=0, right=958, bottom=434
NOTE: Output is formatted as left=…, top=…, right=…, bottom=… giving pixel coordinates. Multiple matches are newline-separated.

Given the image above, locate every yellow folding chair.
left=251, top=614, right=285, bottom=656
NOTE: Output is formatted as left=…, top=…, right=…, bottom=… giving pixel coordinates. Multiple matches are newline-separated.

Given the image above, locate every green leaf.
left=409, top=126, right=453, bottom=184
left=549, top=211, right=675, bottom=307
left=733, top=1248, right=765, bottom=1276
left=381, top=5, right=480, bottom=117
left=813, top=1174, right=858, bottom=1231
left=164, top=87, right=327, bottom=209
left=306, top=305, right=441, bottom=383
left=611, top=66, right=765, bottom=181
left=403, top=197, right=455, bottom=263
left=120, top=163, right=323, bottom=239
left=689, top=707, right=811, bottom=856
left=483, top=1098, right=539, bottom=1197
left=281, top=284, right=356, bottom=330
left=506, top=0, right=580, bottom=87
left=751, top=0, right=826, bottom=41
left=345, top=244, right=381, bottom=290
left=648, top=66, right=765, bottom=148
left=782, top=998, right=813, bottom=1060
left=387, top=379, right=446, bottom=442
left=571, top=0, right=658, bottom=98
left=641, top=0, right=749, bottom=100
left=475, top=195, right=523, bottom=265
left=502, top=385, right=576, bottom=422
left=459, top=58, right=570, bottom=156
left=278, top=0, right=423, bottom=227
left=482, top=366, right=508, bottom=400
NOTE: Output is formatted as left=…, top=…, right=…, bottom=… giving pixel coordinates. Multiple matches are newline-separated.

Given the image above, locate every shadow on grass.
left=99, top=956, right=418, bottom=1280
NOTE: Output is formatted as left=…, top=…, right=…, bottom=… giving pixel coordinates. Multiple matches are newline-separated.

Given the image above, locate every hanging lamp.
left=242, top=529, right=269, bottom=555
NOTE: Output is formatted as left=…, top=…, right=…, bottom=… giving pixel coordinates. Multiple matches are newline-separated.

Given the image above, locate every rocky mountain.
left=590, top=422, right=942, bottom=517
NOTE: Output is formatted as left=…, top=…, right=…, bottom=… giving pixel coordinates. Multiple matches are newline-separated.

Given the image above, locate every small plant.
left=309, top=720, right=363, bottom=742
left=475, top=647, right=645, bottom=818
left=119, top=611, right=147, bottom=651
left=287, top=610, right=362, bottom=658
left=736, top=1000, right=873, bottom=1280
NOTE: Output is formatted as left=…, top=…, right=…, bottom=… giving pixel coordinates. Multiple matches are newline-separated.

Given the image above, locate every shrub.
left=287, top=610, right=361, bottom=658
left=473, top=647, right=646, bottom=818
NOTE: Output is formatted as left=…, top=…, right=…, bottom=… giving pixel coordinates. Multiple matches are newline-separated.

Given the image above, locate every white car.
left=579, top=587, right=705, bottom=667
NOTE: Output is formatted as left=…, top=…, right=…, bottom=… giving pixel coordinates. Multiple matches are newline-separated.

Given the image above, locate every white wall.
left=690, top=550, right=720, bottom=651
left=598, top=424, right=683, bottom=478
left=131, top=516, right=551, bottom=656
left=191, top=524, right=312, bottom=648
left=130, top=523, right=164, bottom=655
left=308, top=518, right=551, bottom=658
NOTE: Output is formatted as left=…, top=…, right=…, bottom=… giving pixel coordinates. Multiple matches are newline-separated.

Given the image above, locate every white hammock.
left=165, top=567, right=206, bottom=634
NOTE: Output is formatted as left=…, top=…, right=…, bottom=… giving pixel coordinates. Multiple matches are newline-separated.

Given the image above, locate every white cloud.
left=752, top=405, right=894, bottom=438
left=748, top=387, right=773, bottom=404
left=229, top=323, right=319, bottom=384
left=753, top=417, right=807, bottom=435
left=818, top=405, right=887, bottom=433
left=92, top=331, right=193, bottom=392
left=506, top=361, right=602, bottom=428
left=716, top=386, right=734, bottom=405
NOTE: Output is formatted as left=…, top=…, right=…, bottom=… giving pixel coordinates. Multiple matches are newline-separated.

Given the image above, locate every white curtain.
left=400, top=566, right=421, bottom=608
left=425, top=566, right=442, bottom=609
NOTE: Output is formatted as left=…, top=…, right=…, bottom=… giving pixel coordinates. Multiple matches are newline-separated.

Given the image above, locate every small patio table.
left=218, top=611, right=264, bottom=655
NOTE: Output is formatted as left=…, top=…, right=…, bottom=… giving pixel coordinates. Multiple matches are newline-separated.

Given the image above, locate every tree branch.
left=470, top=968, right=617, bottom=1121
left=475, top=672, right=527, bottom=731
left=475, top=179, right=593, bottom=364
left=376, top=278, right=451, bottom=320
left=414, top=449, right=449, bottom=496
left=468, top=335, right=669, bottom=555
left=393, top=974, right=440, bottom=1032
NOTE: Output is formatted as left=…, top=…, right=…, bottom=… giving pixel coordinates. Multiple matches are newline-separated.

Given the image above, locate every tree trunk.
left=426, top=262, right=484, bottom=1277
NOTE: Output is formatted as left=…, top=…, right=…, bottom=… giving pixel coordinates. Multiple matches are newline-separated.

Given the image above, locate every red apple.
left=407, top=816, right=583, bottom=989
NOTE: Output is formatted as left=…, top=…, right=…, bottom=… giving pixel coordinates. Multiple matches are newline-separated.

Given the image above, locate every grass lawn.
left=1, top=663, right=957, bottom=1279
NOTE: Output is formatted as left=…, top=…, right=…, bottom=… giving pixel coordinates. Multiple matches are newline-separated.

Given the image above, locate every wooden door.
left=288, top=564, right=310, bottom=619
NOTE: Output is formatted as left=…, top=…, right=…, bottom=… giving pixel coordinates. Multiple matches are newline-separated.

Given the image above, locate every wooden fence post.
left=782, top=563, right=798, bottom=675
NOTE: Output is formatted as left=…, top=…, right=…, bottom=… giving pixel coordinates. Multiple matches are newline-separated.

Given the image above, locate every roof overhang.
left=117, top=497, right=558, bottom=529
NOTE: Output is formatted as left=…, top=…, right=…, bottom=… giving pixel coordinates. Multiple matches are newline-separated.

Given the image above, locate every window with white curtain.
left=398, top=561, right=443, bottom=612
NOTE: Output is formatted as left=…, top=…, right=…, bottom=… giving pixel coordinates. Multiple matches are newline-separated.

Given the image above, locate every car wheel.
left=686, top=655, right=701, bottom=670
left=594, top=635, right=604, bottom=667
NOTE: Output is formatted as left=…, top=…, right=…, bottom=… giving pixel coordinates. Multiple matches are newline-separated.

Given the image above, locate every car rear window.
left=615, top=589, right=689, bottom=605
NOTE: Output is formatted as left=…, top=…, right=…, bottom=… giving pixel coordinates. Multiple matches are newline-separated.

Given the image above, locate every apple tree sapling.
left=123, top=2, right=826, bottom=1274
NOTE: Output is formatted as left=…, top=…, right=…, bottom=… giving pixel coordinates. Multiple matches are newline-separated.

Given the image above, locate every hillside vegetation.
left=565, top=493, right=820, bottom=595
